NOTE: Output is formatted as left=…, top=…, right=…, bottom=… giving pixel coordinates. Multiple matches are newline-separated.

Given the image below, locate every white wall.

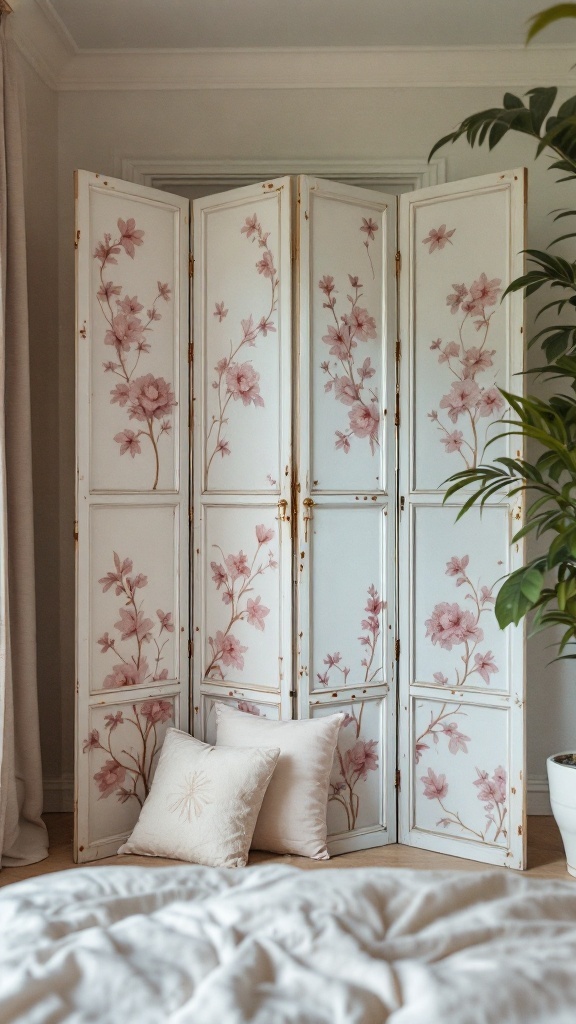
left=20, top=75, right=575, bottom=808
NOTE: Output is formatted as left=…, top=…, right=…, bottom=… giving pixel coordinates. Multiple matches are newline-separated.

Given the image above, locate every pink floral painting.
left=329, top=704, right=379, bottom=831
left=206, top=524, right=277, bottom=680
left=425, top=554, right=498, bottom=688
left=420, top=763, right=507, bottom=843
left=206, top=214, right=278, bottom=477
left=320, top=219, right=381, bottom=456
left=427, top=273, right=505, bottom=469
left=97, top=552, right=173, bottom=689
left=317, top=584, right=385, bottom=687
left=83, top=698, right=173, bottom=807
left=94, top=217, right=176, bottom=490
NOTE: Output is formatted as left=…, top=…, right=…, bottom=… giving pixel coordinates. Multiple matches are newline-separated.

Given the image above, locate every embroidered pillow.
left=214, top=703, right=344, bottom=859
left=118, top=728, right=280, bottom=868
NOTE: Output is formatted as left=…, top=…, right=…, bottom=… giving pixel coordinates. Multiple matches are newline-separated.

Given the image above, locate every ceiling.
left=47, top=0, right=574, bottom=50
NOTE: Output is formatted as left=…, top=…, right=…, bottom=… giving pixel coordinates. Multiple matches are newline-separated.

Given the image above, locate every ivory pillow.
left=214, top=703, right=344, bottom=859
left=118, top=728, right=280, bottom=868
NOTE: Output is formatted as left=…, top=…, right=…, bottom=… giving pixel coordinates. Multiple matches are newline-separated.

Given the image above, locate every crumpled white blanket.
left=1, top=864, right=576, bottom=1023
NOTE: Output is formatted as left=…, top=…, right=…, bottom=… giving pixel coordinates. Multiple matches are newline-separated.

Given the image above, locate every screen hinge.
left=189, top=252, right=194, bottom=278
left=74, top=229, right=80, bottom=250
left=394, top=382, right=400, bottom=427
left=188, top=638, right=193, bottom=659
left=73, top=520, right=78, bottom=543
left=289, top=689, right=297, bottom=698
left=188, top=341, right=194, bottom=364
left=395, top=768, right=401, bottom=790
left=395, top=250, right=401, bottom=277
left=394, top=637, right=400, bottom=660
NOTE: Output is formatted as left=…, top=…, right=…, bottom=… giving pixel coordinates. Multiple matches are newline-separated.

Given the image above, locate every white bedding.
left=1, top=864, right=576, bottom=1023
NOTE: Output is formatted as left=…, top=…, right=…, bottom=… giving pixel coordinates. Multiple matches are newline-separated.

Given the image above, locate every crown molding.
left=10, top=3, right=576, bottom=94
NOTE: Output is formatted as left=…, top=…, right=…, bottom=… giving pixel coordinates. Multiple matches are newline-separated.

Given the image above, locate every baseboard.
left=43, top=774, right=74, bottom=813
left=43, top=774, right=551, bottom=817
left=527, top=775, right=551, bottom=816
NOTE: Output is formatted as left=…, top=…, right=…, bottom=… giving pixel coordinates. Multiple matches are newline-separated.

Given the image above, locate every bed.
left=1, top=863, right=575, bottom=1023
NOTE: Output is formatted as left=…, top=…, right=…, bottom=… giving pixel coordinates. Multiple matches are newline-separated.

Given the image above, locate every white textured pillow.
left=118, top=728, right=280, bottom=868
left=214, top=704, right=344, bottom=859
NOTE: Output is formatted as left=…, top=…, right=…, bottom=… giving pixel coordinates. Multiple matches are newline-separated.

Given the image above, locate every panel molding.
left=119, top=158, right=446, bottom=194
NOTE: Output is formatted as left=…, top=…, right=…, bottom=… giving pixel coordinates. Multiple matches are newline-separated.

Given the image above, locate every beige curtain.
left=0, top=16, right=48, bottom=868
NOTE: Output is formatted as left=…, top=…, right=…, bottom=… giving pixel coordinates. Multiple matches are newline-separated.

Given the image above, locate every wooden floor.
left=0, top=813, right=571, bottom=886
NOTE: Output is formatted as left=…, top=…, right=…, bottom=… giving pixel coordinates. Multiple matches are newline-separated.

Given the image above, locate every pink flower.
left=438, top=341, right=460, bottom=364
left=442, top=722, right=471, bottom=754
left=103, top=659, right=150, bottom=688
left=317, top=671, right=330, bottom=685
left=210, top=561, right=228, bottom=589
left=110, top=382, right=130, bottom=407
left=360, top=217, right=378, bottom=240
left=97, top=632, right=115, bottom=653
left=104, top=313, right=144, bottom=352
left=358, top=357, right=375, bottom=382
left=128, top=374, right=177, bottom=421
left=439, top=379, right=481, bottom=423
left=421, top=767, right=448, bottom=800
left=157, top=609, right=174, bottom=633
left=473, top=650, right=498, bottom=684
left=344, top=739, right=379, bottom=779
left=94, top=759, right=126, bottom=798
left=98, top=281, right=122, bottom=301
left=237, top=701, right=262, bottom=716
left=348, top=402, right=379, bottom=447
left=348, top=274, right=362, bottom=288
left=241, top=214, right=259, bottom=239
left=114, top=607, right=154, bottom=643
left=241, top=316, right=257, bottom=345
left=226, top=362, right=264, bottom=408
left=322, top=324, right=354, bottom=359
left=104, top=711, right=123, bottom=732
left=474, top=766, right=506, bottom=805
left=345, top=306, right=377, bottom=341
left=148, top=308, right=161, bottom=321
left=216, top=440, right=231, bottom=457
left=99, top=553, right=132, bottom=593
left=103, top=361, right=120, bottom=372
left=117, top=217, right=144, bottom=258
left=83, top=729, right=101, bottom=753
left=469, top=273, right=501, bottom=308
left=318, top=275, right=336, bottom=296
left=140, top=699, right=172, bottom=725
left=366, top=584, right=385, bottom=616
left=433, top=672, right=449, bottom=685
left=93, top=235, right=121, bottom=267
left=335, top=431, right=351, bottom=453
left=256, top=251, right=276, bottom=279
left=258, top=316, right=276, bottom=336
left=480, top=585, right=495, bottom=605
left=215, top=631, right=248, bottom=670
left=446, top=283, right=468, bottom=314
left=461, top=347, right=495, bottom=376
left=477, top=386, right=505, bottom=417
left=158, top=281, right=171, bottom=302
left=153, top=669, right=169, bottom=682
left=117, top=294, right=144, bottom=315
left=128, top=573, right=147, bottom=591
left=334, top=375, right=359, bottom=406
left=446, top=555, right=469, bottom=577
left=114, top=429, right=142, bottom=458
left=415, top=742, right=429, bottom=763
left=256, top=524, right=275, bottom=544
left=225, top=551, right=250, bottom=581
left=422, top=224, right=455, bottom=253
left=425, top=602, right=483, bottom=650
left=440, top=430, right=464, bottom=453
left=430, top=338, right=442, bottom=350
left=324, top=652, right=342, bottom=667
left=246, top=596, right=270, bottom=631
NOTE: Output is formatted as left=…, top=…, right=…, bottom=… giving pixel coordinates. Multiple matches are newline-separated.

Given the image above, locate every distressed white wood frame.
left=397, top=169, right=526, bottom=869
left=75, top=171, right=190, bottom=862
left=119, top=158, right=446, bottom=197
left=296, top=176, right=398, bottom=854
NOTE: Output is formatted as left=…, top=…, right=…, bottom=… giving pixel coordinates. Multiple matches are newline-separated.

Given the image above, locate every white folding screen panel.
left=398, top=170, right=526, bottom=868
left=296, top=177, right=398, bottom=852
left=192, top=179, right=293, bottom=741
left=75, top=171, right=190, bottom=861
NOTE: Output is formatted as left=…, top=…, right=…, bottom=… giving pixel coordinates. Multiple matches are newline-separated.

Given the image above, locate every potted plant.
left=430, top=3, right=576, bottom=875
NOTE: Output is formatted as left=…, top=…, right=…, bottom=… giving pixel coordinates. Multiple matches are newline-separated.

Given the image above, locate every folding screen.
left=76, top=169, right=525, bottom=865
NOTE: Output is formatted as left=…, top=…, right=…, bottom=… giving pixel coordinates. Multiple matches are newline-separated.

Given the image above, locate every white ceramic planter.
left=547, top=753, right=576, bottom=878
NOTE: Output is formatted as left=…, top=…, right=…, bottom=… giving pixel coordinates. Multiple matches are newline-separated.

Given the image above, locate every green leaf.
left=528, top=87, right=558, bottom=132
left=495, top=566, right=545, bottom=628
left=526, top=4, right=576, bottom=43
